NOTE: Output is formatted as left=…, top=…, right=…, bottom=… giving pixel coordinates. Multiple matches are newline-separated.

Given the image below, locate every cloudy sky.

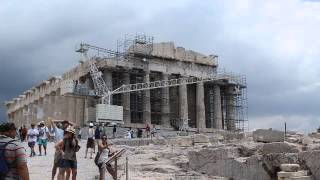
left=1, top=0, right=320, bottom=132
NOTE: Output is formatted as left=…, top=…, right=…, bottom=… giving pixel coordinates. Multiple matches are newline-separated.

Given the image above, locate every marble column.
left=161, top=73, right=170, bottom=127
left=122, top=72, right=131, bottom=124
left=75, top=98, right=85, bottom=127
left=143, top=71, right=151, bottom=124
left=226, top=86, right=236, bottom=130
left=67, top=96, right=76, bottom=124
left=196, top=82, right=206, bottom=129
left=213, top=85, right=223, bottom=129
left=179, top=84, right=188, bottom=122
left=43, top=95, right=49, bottom=121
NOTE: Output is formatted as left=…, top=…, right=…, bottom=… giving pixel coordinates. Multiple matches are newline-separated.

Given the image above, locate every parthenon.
left=5, top=35, right=247, bottom=131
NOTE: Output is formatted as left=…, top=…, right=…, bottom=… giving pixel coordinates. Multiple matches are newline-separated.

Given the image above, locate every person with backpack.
left=27, top=123, right=39, bottom=157
left=0, top=122, right=29, bottom=180
left=56, top=126, right=80, bottom=180
left=38, top=121, right=49, bottom=156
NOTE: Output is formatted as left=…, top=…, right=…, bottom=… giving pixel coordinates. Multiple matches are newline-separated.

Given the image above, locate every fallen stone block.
left=298, top=150, right=320, bottom=180
left=287, top=176, right=312, bottom=180
left=168, top=137, right=193, bottom=147
left=308, top=132, right=320, bottom=139
left=301, top=137, right=312, bottom=146
left=253, top=129, right=284, bottom=143
left=193, top=134, right=209, bottom=144
left=189, top=148, right=271, bottom=180
left=277, top=170, right=307, bottom=178
left=261, top=142, right=299, bottom=154
left=280, top=164, right=300, bottom=172
left=286, top=137, right=299, bottom=144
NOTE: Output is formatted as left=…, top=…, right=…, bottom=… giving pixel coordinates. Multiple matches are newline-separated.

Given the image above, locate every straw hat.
left=65, top=126, right=76, bottom=134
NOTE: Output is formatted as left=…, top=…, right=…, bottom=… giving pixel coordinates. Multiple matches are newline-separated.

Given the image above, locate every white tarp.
left=96, top=104, right=123, bottom=124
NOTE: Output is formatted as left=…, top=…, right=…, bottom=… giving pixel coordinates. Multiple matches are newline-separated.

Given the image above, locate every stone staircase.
left=277, top=164, right=312, bottom=180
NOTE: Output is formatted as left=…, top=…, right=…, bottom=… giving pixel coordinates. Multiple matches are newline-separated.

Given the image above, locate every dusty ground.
left=23, top=138, right=220, bottom=180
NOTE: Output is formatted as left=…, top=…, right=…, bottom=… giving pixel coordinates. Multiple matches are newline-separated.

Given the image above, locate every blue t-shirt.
left=54, top=127, right=64, bottom=142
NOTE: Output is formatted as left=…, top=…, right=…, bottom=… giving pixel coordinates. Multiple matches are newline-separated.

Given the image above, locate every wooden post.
left=115, top=158, right=117, bottom=179
left=126, top=156, right=129, bottom=180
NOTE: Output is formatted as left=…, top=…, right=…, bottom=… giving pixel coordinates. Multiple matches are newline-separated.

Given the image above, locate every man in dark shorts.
left=85, top=123, right=95, bottom=159
left=27, top=124, right=39, bottom=157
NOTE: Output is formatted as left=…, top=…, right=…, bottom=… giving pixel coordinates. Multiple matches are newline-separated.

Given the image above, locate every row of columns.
left=10, top=89, right=87, bottom=127
left=102, top=69, right=234, bottom=130
left=9, top=70, right=236, bottom=130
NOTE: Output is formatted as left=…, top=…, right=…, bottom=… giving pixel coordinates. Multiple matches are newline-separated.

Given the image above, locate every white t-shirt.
left=38, top=126, right=49, bottom=139
left=27, top=128, right=39, bottom=142
left=88, top=128, right=95, bottom=138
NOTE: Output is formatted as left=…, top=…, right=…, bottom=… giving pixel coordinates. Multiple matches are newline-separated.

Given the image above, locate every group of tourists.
left=0, top=119, right=119, bottom=180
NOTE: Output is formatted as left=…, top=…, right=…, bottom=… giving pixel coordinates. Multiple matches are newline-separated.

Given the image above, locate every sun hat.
left=65, top=126, right=76, bottom=134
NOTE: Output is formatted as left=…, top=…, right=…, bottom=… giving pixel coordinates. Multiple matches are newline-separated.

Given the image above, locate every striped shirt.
left=0, top=135, right=27, bottom=179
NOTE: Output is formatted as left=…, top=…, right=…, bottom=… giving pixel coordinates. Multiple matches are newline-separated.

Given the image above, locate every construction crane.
left=75, top=43, right=244, bottom=125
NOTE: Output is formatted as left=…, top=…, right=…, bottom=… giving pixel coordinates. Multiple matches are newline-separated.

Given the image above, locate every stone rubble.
left=25, top=128, right=320, bottom=180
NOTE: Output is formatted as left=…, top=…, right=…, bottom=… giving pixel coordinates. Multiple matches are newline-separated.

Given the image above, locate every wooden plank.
left=106, top=149, right=126, bottom=164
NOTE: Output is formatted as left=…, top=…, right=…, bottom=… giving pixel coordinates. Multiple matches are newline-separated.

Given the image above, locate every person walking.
left=56, top=126, right=80, bottom=180
left=27, top=123, right=39, bottom=157
left=0, top=123, right=30, bottom=180
left=97, top=135, right=116, bottom=180
left=18, top=126, right=23, bottom=142
left=145, top=123, right=150, bottom=138
left=85, top=123, right=95, bottom=159
left=38, top=121, right=49, bottom=156
left=112, top=125, right=116, bottom=139
left=21, top=125, right=28, bottom=142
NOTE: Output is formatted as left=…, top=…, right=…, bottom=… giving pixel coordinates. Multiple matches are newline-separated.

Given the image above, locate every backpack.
left=0, top=140, right=16, bottom=177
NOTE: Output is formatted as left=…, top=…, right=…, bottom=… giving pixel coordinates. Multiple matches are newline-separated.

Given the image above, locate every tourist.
left=125, top=127, right=133, bottom=139
left=21, top=125, right=28, bottom=142
left=112, top=125, right=116, bottom=138
left=85, top=123, right=95, bottom=159
left=136, top=128, right=143, bottom=138
left=18, top=126, right=23, bottom=142
left=97, top=135, right=116, bottom=180
left=95, top=124, right=101, bottom=143
left=0, top=123, right=30, bottom=180
left=151, top=125, right=157, bottom=139
left=101, top=123, right=108, bottom=138
left=38, top=121, right=49, bottom=156
left=27, top=123, right=39, bottom=157
left=56, top=126, right=80, bottom=180
left=50, top=118, right=71, bottom=180
left=49, top=126, right=56, bottom=142
left=145, top=123, right=150, bottom=138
